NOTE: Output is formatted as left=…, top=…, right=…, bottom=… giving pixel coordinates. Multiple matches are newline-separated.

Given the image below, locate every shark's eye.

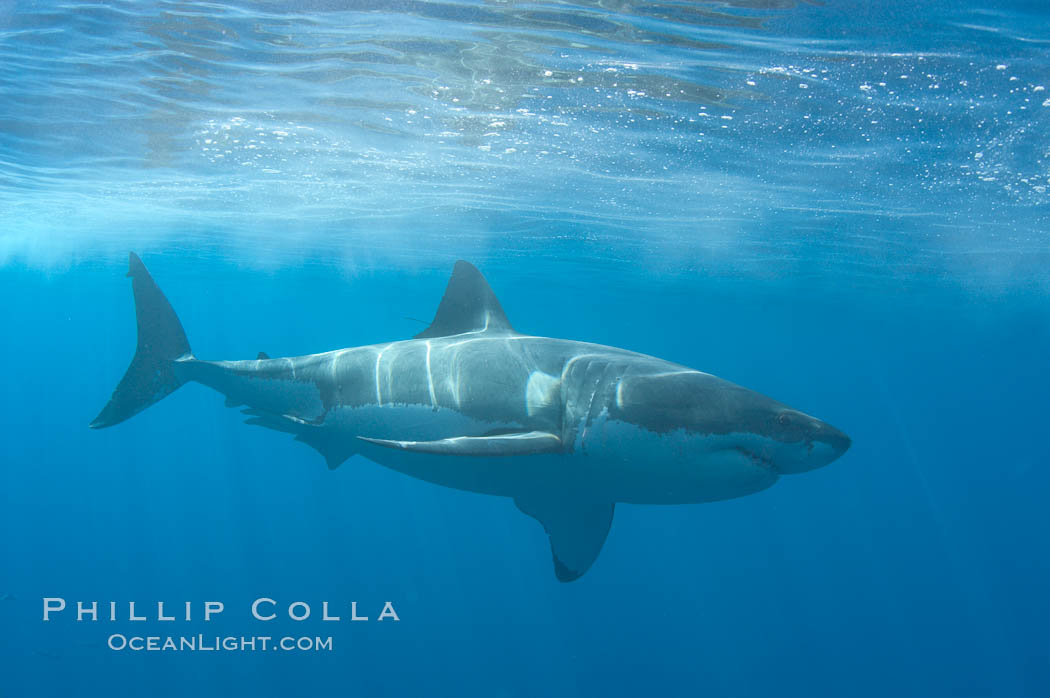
left=777, top=412, right=791, bottom=426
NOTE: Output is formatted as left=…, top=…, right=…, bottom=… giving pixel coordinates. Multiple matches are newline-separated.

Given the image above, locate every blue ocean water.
left=2, top=0, right=1049, bottom=696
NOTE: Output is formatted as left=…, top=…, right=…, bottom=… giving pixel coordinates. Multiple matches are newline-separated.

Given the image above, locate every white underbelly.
left=573, top=418, right=780, bottom=504
left=322, top=405, right=779, bottom=505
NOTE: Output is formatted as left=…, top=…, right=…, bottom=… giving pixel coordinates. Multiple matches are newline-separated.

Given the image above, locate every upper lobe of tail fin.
left=90, top=252, right=191, bottom=429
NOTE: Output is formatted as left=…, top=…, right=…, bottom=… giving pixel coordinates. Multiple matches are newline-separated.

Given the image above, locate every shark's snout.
left=773, top=410, right=851, bottom=473
left=820, top=421, right=852, bottom=458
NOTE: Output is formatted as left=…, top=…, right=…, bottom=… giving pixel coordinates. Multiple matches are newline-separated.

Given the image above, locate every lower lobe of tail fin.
left=90, top=252, right=191, bottom=429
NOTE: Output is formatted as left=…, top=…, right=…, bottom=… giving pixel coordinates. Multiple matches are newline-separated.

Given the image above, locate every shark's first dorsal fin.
left=415, top=261, right=515, bottom=338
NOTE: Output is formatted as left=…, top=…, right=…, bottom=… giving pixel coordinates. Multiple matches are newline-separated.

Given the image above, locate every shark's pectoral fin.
left=357, top=431, right=562, bottom=457
left=242, top=408, right=353, bottom=470
left=515, top=493, right=615, bottom=582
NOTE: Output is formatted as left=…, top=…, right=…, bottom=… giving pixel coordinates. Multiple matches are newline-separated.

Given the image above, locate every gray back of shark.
left=92, top=254, right=851, bottom=582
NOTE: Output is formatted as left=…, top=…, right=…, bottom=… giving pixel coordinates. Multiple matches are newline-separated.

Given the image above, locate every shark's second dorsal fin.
left=415, top=261, right=515, bottom=338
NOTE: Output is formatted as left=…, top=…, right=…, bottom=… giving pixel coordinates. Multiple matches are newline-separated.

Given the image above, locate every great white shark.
left=92, top=253, right=851, bottom=581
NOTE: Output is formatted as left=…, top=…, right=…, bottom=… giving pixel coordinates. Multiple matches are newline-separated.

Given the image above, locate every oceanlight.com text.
left=107, top=634, right=333, bottom=652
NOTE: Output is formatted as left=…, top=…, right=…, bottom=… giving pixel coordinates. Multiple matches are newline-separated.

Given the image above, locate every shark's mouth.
left=733, top=446, right=776, bottom=472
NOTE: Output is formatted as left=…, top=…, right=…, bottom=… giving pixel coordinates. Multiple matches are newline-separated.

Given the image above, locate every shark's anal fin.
left=242, top=408, right=353, bottom=470
left=357, top=431, right=561, bottom=456
left=515, top=493, right=615, bottom=582
left=256, top=351, right=270, bottom=360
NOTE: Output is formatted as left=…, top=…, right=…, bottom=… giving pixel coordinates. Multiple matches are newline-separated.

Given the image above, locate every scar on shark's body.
left=92, top=254, right=851, bottom=582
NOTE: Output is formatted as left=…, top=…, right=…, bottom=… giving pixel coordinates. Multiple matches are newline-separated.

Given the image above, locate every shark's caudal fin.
left=89, top=253, right=191, bottom=429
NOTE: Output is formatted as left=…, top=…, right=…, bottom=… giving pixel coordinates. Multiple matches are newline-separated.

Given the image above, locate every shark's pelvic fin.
left=294, top=430, right=356, bottom=470
left=241, top=409, right=354, bottom=470
left=358, top=431, right=561, bottom=456
left=515, top=493, right=615, bottom=582
left=241, top=408, right=300, bottom=434
left=414, top=260, right=516, bottom=338
left=256, top=351, right=270, bottom=360
left=90, top=252, right=191, bottom=429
